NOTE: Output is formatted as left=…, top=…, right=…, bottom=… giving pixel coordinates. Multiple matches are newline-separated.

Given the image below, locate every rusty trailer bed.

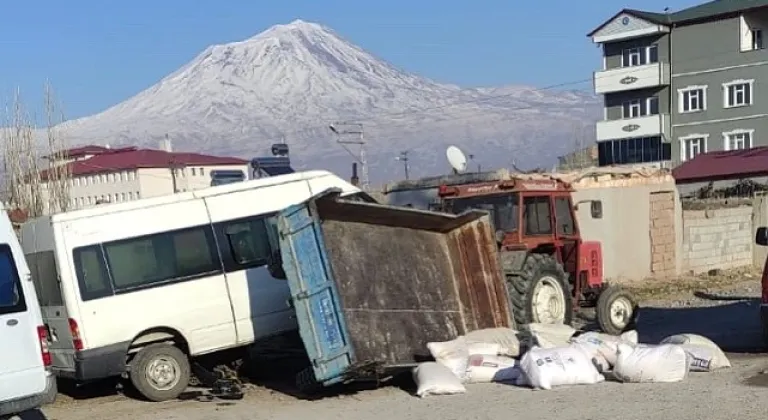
left=276, top=189, right=512, bottom=387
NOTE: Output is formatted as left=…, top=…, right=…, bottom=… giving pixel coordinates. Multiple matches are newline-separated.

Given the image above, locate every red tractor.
left=386, top=170, right=638, bottom=334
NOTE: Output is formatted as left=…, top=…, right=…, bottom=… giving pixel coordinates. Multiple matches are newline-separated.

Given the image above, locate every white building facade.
left=39, top=145, right=248, bottom=213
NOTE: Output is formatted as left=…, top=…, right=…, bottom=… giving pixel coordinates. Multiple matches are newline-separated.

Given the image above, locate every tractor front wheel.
left=595, top=285, right=638, bottom=335
left=506, top=254, right=574, bottom=327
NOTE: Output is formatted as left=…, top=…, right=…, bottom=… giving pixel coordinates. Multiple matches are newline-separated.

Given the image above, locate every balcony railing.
left=596, top=114, right=668, bottom=142
left=594, top=62, right=669, bottom=95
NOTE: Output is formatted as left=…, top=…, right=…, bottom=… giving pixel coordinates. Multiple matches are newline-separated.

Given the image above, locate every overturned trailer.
left=276, top=189, right=512, bottom=391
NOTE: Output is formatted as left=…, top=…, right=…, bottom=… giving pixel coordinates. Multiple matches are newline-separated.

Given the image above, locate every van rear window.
left=27, top=251, right=63, bottom=306
left=0, top=244, right=27, bottom=315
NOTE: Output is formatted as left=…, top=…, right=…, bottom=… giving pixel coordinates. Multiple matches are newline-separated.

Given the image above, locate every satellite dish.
left=446, top=145, right=468, bottom=173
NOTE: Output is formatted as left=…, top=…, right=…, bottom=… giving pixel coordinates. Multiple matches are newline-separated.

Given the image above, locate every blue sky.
left=1, top=0, right=703, bottom=119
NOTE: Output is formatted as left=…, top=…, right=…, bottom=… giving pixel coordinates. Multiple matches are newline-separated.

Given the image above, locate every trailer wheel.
left=129, top=343, right=191, bottom=402
left=506, top=253, right=573, bottom=326
left=596, top=286, right=638, bottom=335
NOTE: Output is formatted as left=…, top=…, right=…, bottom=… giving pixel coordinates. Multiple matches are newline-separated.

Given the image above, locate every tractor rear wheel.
left=506, top=253, right=573, bottom=327
left=596, top=285, right=638, bottom=335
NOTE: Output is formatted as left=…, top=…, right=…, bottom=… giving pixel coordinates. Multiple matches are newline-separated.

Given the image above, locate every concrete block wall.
left=681, top=206, right=753, bottom=274
left=649, top=192, right=676, bottom=278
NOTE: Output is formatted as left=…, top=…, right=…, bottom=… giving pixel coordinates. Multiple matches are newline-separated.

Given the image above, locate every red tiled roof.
left=7, top=208, right=28, bottom=225
left=672, top=146, right=768, bottom=183
left=44, top=145, right=137, bottom=159
left=40, top=146, right=247, bottom=179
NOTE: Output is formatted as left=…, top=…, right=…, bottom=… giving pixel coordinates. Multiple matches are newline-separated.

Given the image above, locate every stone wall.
left=649, top=191, right=677, bottom=278
left=681, top=205, right=753, bottom=274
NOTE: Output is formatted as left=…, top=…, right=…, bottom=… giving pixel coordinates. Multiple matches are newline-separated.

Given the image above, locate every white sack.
left=660, top=333, right=731, bottom=370
left=614, top=343, right=688, bottom=383
left=521, top=323, right=578, bottom=350
left=427, top=337, right=469, bottom=380
left=519, top=345, right=605, bottom=390
left=413, top=362, right=466, bottom=397
left=570, top=330, right=639, bottom=368
left=465, top=354, right=523, bottom=384
left=465, top=327, right=521, bottom=357
left=467, top=342, right=503, bottom=356
left=568, top=342, right=610, bottom=373
left=681, top=344, right=731, bottom=372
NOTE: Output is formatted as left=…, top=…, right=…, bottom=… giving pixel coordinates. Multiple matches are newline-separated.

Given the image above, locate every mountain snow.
left=61, top=19, right=601, bottom=184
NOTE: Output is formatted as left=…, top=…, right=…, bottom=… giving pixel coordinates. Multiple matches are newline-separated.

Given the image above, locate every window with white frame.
left=622, top=48, right=641, bottom=67
left=622, top=100, right=642, bottom=118
left=723, top=79, right=753, bottom=108
left=679, top=135, right=708, bottom=161
left=621, top=45, right=659, bottom=67
left=678, top=86, right=707, bottom=113
left=723, top=129, right=754, bottom=150
left=753, top=29, right=764, bottom=50
left=622, top=97, right=660, bottom=119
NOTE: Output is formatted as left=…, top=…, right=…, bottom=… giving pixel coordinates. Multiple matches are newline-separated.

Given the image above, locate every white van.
left=20, top=170, right=370, bottom=402
left=0, top=207, right=57, bottom=417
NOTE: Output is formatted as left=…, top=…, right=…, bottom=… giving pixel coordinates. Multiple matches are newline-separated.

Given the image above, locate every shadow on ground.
left=56, top=377, right=124, bottom=401
left=634, top=295, right=765, bottom=353
left=239, top=347, right=413, bottom=401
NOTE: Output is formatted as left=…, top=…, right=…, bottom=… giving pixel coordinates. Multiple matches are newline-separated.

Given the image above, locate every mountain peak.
left=60, top=21, right=599, bottom=182
left=252, top=19, right=330, bottom=40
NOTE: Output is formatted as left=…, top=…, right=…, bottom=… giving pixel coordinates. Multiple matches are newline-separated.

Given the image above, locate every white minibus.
left=20, top=170, right=370, bottom=401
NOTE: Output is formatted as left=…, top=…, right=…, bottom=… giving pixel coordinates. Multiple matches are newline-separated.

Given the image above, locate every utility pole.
left=468, top=153, right=480, bottom=173
left=329, top=122, right=369, bottom=189
left=396, top=150, right=410, bottom=180
left=169, top=159, right=184, bottom=193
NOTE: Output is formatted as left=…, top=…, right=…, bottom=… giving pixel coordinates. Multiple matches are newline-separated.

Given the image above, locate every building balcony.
left=594, top=62, right=669, bottom=95
left=596, top=114, right=669, bottom=142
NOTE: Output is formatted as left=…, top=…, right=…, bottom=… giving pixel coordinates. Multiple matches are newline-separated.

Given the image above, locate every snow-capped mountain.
left=61, top=19, right=601, bottom=184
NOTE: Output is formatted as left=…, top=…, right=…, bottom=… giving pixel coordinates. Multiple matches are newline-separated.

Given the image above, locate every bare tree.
left=1, top=83, right=71, bottom=219
left=43, top=82, right=71, bottom=214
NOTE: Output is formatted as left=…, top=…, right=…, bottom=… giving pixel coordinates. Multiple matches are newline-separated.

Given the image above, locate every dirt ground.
left=21, top=270, right=768, bottom=420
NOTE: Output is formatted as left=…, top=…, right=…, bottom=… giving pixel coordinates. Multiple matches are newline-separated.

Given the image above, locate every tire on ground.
left=596, top=285, right=638, bottom=335
left=506, top=253, right=573, bottom=327
left=129, top=343, right=191, bottom=402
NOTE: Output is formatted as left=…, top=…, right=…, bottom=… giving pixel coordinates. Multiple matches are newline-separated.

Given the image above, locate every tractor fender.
left=499, top=250, right=530, bottom=275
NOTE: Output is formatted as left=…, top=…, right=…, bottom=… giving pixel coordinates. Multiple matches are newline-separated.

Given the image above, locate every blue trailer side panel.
left=278, top=198, right=354, bottom=385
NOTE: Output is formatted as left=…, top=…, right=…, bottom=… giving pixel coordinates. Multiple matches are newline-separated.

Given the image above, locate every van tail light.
left=68, top=318, right=84, bottom=351
left=37, top=326, right=52, bottom=367
left=761, top=258, right=768, bottom=305
left=762, top=275, right=768, bottom=305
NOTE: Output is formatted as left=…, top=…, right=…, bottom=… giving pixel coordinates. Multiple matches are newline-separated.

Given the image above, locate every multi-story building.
left=38, top=143, right=248, bottom=212
left=588, top=0, right=768, bottom=167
